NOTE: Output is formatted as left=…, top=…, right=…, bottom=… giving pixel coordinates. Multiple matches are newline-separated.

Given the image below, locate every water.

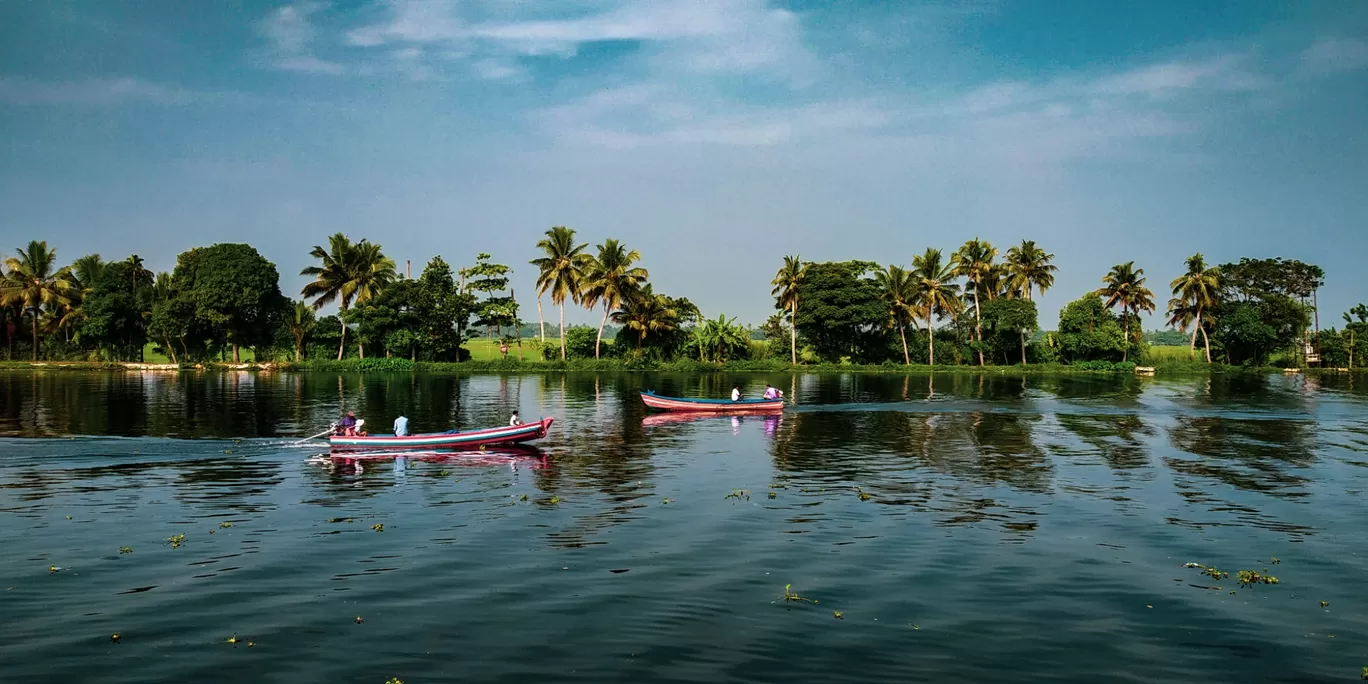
left=2, top=371, right=1367, bottom=683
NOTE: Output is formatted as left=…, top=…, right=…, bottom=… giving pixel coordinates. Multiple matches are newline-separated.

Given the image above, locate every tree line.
left=1, top=233, right=1362, bottom=368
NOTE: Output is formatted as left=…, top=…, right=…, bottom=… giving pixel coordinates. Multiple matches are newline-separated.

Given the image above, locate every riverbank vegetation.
left=2, top=232, right=1363, bottom=373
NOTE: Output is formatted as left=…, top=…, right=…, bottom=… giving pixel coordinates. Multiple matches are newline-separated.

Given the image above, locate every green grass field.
left=1142, top=345, right=1195, bottom=363
left=139, top=343, right=255, bottom=364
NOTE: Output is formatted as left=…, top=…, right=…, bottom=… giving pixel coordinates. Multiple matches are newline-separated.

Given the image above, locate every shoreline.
left=0, top=359, right=1361, bottom=376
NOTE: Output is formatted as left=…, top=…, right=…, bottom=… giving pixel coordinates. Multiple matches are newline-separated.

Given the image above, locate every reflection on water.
left=2, top=370, right=1368, bottom=683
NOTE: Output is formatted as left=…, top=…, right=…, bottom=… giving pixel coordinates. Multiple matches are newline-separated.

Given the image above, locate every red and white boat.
left=329, top=417, right=553, bottom=450
left=639, top=390, right=784, bottom=413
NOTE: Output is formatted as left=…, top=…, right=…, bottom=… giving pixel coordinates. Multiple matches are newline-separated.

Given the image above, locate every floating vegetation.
left=226, top=634, right=238, bottom=645
left=724, top=489, right=750, bottom=502
left=219, top=522, right=233, bottom=529
left=248, top=641, right=255, bottom=648
left=327, top=517, right=353, bottom=524
left=371, top=524, right=385, bottom=532
left=661, top=498, right=673, bottom=505
left=856, top=487, right=873, bottom=502
left=767, top=491, right=777, bottom=499
left=833, top=610, right=843, bottom=619
left=1271, top=557, right=1280, bottom=565
left=519, top=494, right=528, bottom=502
left=119, top=547, right=133, bottom=554
left=167, top=534, right=186, bottom=549
left=781, top=584, right=817, bottom=604
left=1361, top=666, right=1367, bottom=680
left=110, top=633, right=120, bottom=643
left=1236, top=569, right=1279, bottom=586
left=768, top=482, right=788, bottom=490
left=386, top=679, right=404, bottom=684
left=48, top=565, right=60, bottom=574
left=437, top=470, right=450, bottom=476
left=355, top=616, right=364, bottom=624
left=1321, top=601, right=1329, bottom=607
left=223, top=450, right=232, bottom=455
left=65, top=515, right=72, bottom=520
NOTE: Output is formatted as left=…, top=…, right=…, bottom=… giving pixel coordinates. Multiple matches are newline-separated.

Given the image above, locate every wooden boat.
left=329, top=417, right=553, bottom=450
left=640, top=390, right=784, bottom=412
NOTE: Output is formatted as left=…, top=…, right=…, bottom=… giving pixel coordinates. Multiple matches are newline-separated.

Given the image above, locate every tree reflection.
left=1166, top=416, right=1316, bottom=496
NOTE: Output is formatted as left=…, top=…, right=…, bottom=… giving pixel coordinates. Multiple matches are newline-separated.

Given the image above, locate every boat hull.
left=640, top=391, right=784, bottom=412
left=329, top=418, right=553, bottom=450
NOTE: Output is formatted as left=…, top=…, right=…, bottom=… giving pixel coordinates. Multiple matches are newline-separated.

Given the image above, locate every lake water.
left=2, top=371, right=1367, bottom=683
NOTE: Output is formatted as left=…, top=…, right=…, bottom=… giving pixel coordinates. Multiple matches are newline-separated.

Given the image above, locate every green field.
left=1142, top=345, right=1195, bottom=363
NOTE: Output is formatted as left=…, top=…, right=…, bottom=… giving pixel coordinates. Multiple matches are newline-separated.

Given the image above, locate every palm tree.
left=1167, top=253, right=1221, bottom=362
left=300, top=233, right=395, bottom=360
left=874, top=264, right=919, bottom=364
left=1005, top=240, right=1058, bottom=302
left=0, top=241, right=74, bottom=360
left=610, top=284, right=676, bottom=350
left=287, top=301, right=317, bottom=362
left=952, top=238, right=997, bottom=365
left=1096, top=262, right=1156, bottom=362
left=770, top=255, right=807, bottom=365
left=580, top=239, right=648, bottom=358
left=694, top=313, right=751, bottom=362
left=911, top=248, right=961, bottom=366
left=1005, top=240, right=1057, bottom=363
left=530, top=226, right=591, bottom=360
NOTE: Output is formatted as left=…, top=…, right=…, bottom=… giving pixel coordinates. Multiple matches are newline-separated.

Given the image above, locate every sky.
left=2, top=0, right=1366, bottom=328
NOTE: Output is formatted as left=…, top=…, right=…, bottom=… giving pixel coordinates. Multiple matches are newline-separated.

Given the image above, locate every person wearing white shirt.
left=730, top=386, right=741, bottom=401
left=509, top=410, right=523, bottom=426
left=393, top=415, right=408, bottom=437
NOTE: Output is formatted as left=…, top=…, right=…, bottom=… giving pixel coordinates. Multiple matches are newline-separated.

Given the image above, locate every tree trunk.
left=790, top=299, right=798, bottom=365
left=232, top=342, right=240, bottom=364
left=926, top=312, right=935, bottom=366
left=179, top=337, right=188, bottom=362
left=1190, top=304, right=1201, bottom=360
left=1313, top=289, right=1320, bottom=363
left=899, top=323, right=909, bottom=365
left=31, top=313, right=39, bottom=361
left=165, top=336, right=179, bottom=364
left=295, top=339, right=303, bottom=362
left=537, top=298, right=545, bottom=349
left=337, top=308, right=347, bottom=361
left=1020, top=330, right=1027, bottom=365
left=358, top=340, right=365, bottom=359
left=1201, top=323, right=1212, bottom=363
left=595, top=306, right=609, bottom=359
left=973, top=286, right=983, bottom=366
left=558, top=303, right=567, bottom=360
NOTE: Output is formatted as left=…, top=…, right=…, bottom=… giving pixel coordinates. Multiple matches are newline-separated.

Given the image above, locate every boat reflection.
left=325, top=445, right=550, bottom=473
left=641, top=409, right=783, bottom=428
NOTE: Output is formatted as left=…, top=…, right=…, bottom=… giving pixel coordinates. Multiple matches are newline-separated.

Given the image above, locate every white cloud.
left=0, top=76, right=192, bottom=105
left=258, top=2, right=344, bottom=75
left=1090, top=54, right=1265, bottom=97
left=1299, top=38, right=1368, bottom=74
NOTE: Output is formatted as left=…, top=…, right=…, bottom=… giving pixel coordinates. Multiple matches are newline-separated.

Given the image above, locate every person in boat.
left=762, top=384, right=779, bottom=400
left=730, top=386, right=741, bottom=401
left=509, top=410, right=523, bottom=426
left=338, top=411, right=358, bottom=436
left=393, top=414, right=408, bottom=437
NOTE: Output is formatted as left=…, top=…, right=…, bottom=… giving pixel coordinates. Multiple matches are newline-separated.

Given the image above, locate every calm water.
left=2, top=371, right=1367, bottom=683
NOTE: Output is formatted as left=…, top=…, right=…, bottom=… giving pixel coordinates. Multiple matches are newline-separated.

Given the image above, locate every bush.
left=564, top=327, right=600, bottom=359
left=1072, top=360, right=1137, bottom=372
left=286, top=357, right=416, bottom=372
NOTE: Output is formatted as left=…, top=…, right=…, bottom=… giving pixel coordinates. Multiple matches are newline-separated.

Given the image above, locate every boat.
left=640, top=390, right=784, bottom=412
left=329, top=417, right=553, bottom=450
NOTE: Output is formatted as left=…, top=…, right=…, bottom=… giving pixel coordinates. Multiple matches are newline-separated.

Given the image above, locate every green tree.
left=300, top=234, right=396, bottom=360
left=415, top=256, right=471, bottom=361
left=287, top=301, right=316, bottom=362
left=1095, top=262, right=1155, bottom=362
left=792, top=260, right=885, bottom=363
left=78, top=261, right=152, bottom=360
left=770, top=255, right=807, bottom=365
left=1, top=240, right=74, bottom=360
left=952, top=238, right=997, bottom=365
left=462, top=253, right=518, bottom=345
left=874, top=264, right=919, bottom=364
left=910, top=248, right=961, bottom=366
left=581, top=239, right=648, bottom=359
left=1342, top=304, right=1368, bottom=368
left=174, top=243, right=285, bottom=363
left=694, top=313, right=751, bottom=362
left=610, top=283, right=676, bottom=350
left=1167, top=253, right=1221, bottom=362
left=980, top=298, right=1038, bottom=364
left=530, top=227, right=591, bottom=360
left=1057, top=296, right=1127, bottom=363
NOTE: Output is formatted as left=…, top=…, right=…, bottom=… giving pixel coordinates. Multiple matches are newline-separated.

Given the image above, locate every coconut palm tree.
left=874, top=264, right=919, bottom=364
left=302, top=233, right=397, bottom=360
left=911, top=248, right=961, bottom=366
left=580, top=239, right=648, bottom=358
left=1005, top=240, right=1057, bottom=302
left=530, top=226, right=591, bottom=360
left=610, top=284, right=676, bottom=350
left=770, top=255, right=807, bottom=365
left=0, top=240, right=74, bottom=360
left=952, top=238, right=998, bottom=365
left=287, top=300, right=317, bottom=362
left=1096, top=261, right=1156, bottom=362
left=1167, top=253, right=1221, bottom=362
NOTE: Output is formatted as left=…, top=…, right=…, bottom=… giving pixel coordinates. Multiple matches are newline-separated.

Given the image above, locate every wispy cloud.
left=259, top=2, right=344, bottom=74
left=0, top=76, right=192, bottom=105
left=1299, top=38, right=1368, bottom=74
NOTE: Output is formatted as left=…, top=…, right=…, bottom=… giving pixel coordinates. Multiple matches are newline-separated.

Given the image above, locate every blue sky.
left=2, top=0, right=1366, bottom=328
